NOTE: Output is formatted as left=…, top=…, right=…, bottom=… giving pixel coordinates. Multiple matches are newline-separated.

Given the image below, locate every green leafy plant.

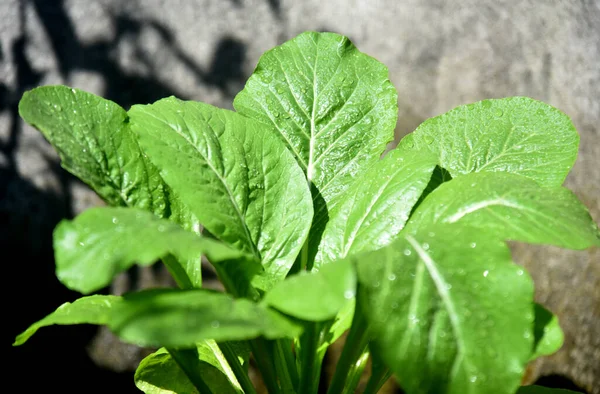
left=14, top=31, right=599, bottom=394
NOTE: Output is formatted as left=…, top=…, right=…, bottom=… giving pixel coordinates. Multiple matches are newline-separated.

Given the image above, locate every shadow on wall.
left=2, top=0, right=251, bottom=392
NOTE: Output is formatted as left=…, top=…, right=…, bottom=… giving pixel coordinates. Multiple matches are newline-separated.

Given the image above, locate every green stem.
left=342, top=350, right=370, bottom=394
left=326, top=298, right=370, bottom=394
left=167, top=347, right=214, bottom=394
left=362, top=366, right=391, bottom=394
left=250, top=338, right=281, bottom=394
left=273, top=339, right=297, bottom=393
left=298, top=322, right=321, bottom=394
left=219, top=342, right=257, bottom=394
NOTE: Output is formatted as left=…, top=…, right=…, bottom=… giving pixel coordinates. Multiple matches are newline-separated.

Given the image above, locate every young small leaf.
left=398, top=97, right=579, bottom=187
left=135, top=342, right=243, bottom=394
left=129, top=98, right=313, bottom=290
left=407, top=172, right=600, bottom=249
left=262, top=258, right=356, bottom=321
left=19, top=86, right=169, bottom=216
left=234, top=31, right=398, bottom=265
left=53, top=207, right=256, bottom=294
left=14, top=295, right=120, bottom=346
left=530, top=304, right=564, bottom=362
left=314, top=148, right=437, bottom=267
left=356, top=224, right=534, bottom=394
left=109, top=288, right=302, bottom=347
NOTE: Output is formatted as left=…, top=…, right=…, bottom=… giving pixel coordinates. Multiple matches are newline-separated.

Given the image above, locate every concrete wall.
left=2, top=0, right=598, bottom=392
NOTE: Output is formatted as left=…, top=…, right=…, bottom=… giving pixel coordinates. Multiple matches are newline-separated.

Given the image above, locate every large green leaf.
left=109, top=288, right=302, bottom=347
left=262, top=258, right=356, bottom=321
left=356, top=224, right=534, bottom=394
left=19, top=86, right=168, bottom=216
left=129, top=98, right=312, bottom=290
left=13, top=295, right=120, bottom=346
left=135, top=342, right=243, bottom=394
left=530, top=304, right=564, bottom=362
left=53, top=207, right=255, bottom=294
left=406, top=172, right=600, bottom=249
left=234, top=31, right=398, bottom=265
left=314, top=148, right=437, bottom=267
left=397, top=97, right=579, bottom=187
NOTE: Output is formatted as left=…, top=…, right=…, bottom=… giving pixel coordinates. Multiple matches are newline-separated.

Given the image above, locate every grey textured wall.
left=2, top=0, right=599, bottom=393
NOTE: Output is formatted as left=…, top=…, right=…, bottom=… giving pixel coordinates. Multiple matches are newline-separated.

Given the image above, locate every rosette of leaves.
left=15, top=31, right=599, bottom=394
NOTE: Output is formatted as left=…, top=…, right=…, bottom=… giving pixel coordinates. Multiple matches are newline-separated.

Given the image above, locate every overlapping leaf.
left=262, top=258, right=356, bottom=321
left=234, top=31, right=398, bottom=265
left=356, top=224, right=534, bottom=394
left=19, top=86, right=169, bottom=216
left=314, top=148, right=437, bottom=267
left=135, top=342, right=243, bottom=394
left=397, top=97, right=579, bottom=187
left=129, top=98, right=312, bottom=290
left=406, top=172, right=600, bottom=249
left=530, top=304, right=564, bottom=361
left=109, top=288, right=302, bottom=347
left=53, top=207, right=255, bottom=294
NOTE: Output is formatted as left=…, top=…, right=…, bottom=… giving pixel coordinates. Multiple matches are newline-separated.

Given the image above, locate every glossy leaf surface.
left=397, top=97, right=579, bottom=187
left=234, top=31, right=398, bottom=264
left=315, top=148, right=437, bottom=267
left=129, top=98, right=312, bottom=290
left=19, top=86, right=169, bottom=215
left=407, top=172, right=600, bottom=249
left=356, top=224, right=534, bottom=394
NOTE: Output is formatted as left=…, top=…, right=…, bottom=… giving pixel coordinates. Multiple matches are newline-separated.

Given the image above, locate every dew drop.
left=424, top=135, right=434, bottom=144
left=422, top=242, right=430, bottom=250
left=428, top=231, right=436, bottom=237
left=470, top=375, right=478, bottom=383
left=470, top=242, right=477, bottom=248
left=516, top=269, right=524, bottom=276
left=482, top=270, right=489, bottom=277
left=112, top=217, right=119, bottom=224
left=391, top=302, right=398, bottom=309
left=494, top=108, right=504, bottom=117
left=403, top=249, right=412, bottom=256
left=211, top=320, right=220, bottom=328
left=54, top=104, right=62, bottom=111
left=388, top=273, right=397, bottom=281
left=344, top=290, right=355, bottom=299
left=71, top=88, right=77, bottom=94
left=372, top=281, right=381, bottom=288
left=78, top=242, right=85, bottom=247
left=157, top=225, right=166, bottom=232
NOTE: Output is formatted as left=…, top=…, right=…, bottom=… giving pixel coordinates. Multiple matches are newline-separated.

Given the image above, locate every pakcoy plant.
left=14, top=31, right=599, bottom=394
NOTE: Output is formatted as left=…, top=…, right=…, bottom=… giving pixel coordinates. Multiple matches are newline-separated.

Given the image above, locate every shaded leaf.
left=398, top=97, right=579, bottom=187
left=109, top=288, right=302, bottom=347
left=356, top=224, right=534, bottom=394
left=516, top=387, right=581, bottom=394
left=530, top=304, right=564, bottom=361
left=53, top=207, right=255, bottom=294
left=407, top=172, right=600, bottom=249
left=14, top=295, right=120, bottom=346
